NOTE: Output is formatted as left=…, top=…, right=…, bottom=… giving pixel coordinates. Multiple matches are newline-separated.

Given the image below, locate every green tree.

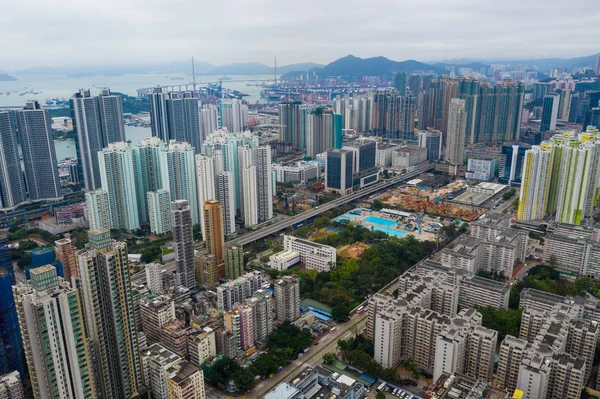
left=323, top=352, right=337, bottom=364
left=376, top=392, right=386, bottom=399
left=232, top=369, right=255, bottom=392
left=19, top=240, right=38, bottom=251
left=252, top=354, right=282, bottom=378
left=371, top=199, right=384, bottom=211
left=331, top=303, right=350, bottom=323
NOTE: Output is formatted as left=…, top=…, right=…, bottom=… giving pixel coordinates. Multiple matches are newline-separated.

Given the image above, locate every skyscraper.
left=167, top=141, right=199, bottom=225
left=394, top=72, right=407, bottom=96
left=0, top=111, right=27, bottom=210
left=517, top=145, right=553, bottom=221
left=165, top=92, right=202, bottom=153
left=204, top=200, right=225, bottom=263
left=98, top=142, right=140, bottom=230
left=148, top=87, right=169, bottom=142
left=85, top=189, right=111, bottom=230
left=53, top=238, right=78, bottom=284
left=216, top=172, right=236, bottom=235
left=15, top=100, right=61, bottom=201
left=220, top=99, right=247, bottom=133
left=254, top=146, right=273, bottom=223
left=418, top=130, right=443, bottom=161
left=399, top=94, right=416, bottom=140
left=541, top=95, right=559, bottom=132
left=325, top=149, right=353, bottom=195
left=14, top=265, right=96, bottom=399
left=200, top=105, right=219, bottom=143
left=278, top=102, right=308, bottom=148
left=305, top=109, right=339, bottom=158
left=595, top=55, right=600, bottom=75
left=0, top=268, right=25, bottom=378
left=274, top=276, right=300, bottom=322
left=195, top=155, right=216, bottom=240
left=133, top=137, right=170, bottom=225
left=457, top=78, right=480, bottom=145
left=171, top=200, right=196, bottom=289
left=446, top=98, right=467, bottom=167
left=148, top=189, right=172, bottom=235
left=70, top=88, right=125, bottom=190
left=238, top=146, right=259, bottom=226
left=77, top=229, right=143, bottom=398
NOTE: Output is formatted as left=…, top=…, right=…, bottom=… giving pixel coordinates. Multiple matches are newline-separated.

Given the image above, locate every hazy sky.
left=1, top=0, right=599, bottom=70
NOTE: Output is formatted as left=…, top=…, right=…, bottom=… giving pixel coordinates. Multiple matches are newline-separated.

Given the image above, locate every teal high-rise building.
left=394, top=72, right=407, bottom=96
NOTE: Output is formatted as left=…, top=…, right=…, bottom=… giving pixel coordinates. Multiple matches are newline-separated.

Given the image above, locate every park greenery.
left=502, top=188, right=517, bottom=201
left=476, top=306, right=523, bottom=342
left=203, top=323, right=312, bottom=392
left=476, top=270, right=508, bottom=282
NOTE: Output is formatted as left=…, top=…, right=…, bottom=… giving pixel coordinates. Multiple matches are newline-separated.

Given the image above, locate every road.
left=249, top=313, right=369, bottom=399
left=130, top=164, right=433, bottom=285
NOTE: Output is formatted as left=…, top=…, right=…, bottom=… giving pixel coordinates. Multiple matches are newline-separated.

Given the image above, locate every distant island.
left=0, top=73, right=16, bottom=81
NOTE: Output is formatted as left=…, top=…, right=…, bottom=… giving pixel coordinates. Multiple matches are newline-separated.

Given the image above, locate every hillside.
left=0, top=73, right=16, bottom=81
left=321, top=54, right=444, bottom=77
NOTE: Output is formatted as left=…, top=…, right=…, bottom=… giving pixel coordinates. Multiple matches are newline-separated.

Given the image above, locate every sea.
left=0, top=73, right=274, bottom=161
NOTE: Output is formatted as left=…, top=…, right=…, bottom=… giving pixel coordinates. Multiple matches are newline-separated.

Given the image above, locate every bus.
left=377, top=382, right=387, bottom=392
left=357, top=306, right=365, bottom=314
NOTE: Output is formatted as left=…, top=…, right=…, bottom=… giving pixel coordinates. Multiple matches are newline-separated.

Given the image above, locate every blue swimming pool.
left=334, top=213, right=358, bottom=222
left=364, top=216, right=397, bottom=227
left=359, top=224, right=408, bottom=238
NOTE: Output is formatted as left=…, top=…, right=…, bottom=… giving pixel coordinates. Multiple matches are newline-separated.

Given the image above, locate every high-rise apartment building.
left=200, top=105, right=219, bottom=142
left=14, top=265, right=96, bottom=399
left=446, top=98, right=467, bottom=167
left=216, top=172, right=236, bottom=235
left=148, top=189, right=172, bottom=235
left=279, top=102, right=309, bottom=148
left=70, top=88, right=125, bottom=190
left=394, top=72, right=407, bottom=96
left=224, top=245, right=244, bottom=279
left=204, top=200, right=225, bottom=264
left=167, top=362, right=206, bottom=399
left=77, top=229, right=143, bottom=398
left=98, top=142, right=140, bottom=230
left=0, top=111, right=27, bottom=210
left=85, top=189, right=111, bottom=230
left=517, top=145, right=553, bottom=221
left=238, top=145, right=259, bottom=226
left=305, top=110, right=342, bottom=158
left=195, top=155, right=216, bottom=240
left=145, top=262, right=164, bottom=295
left=196, top=254, right=219, bottom=288
left=541, top=95, right=559, bottom=132
left=0, top=371, right=23, bottom=399
left=148, top=87, right=169, bottom=142
left=53, top=238, right=77, bottom=284
left=172, top=200, right=196, bottom=289
left=254, top=146, right=273, bottom=223
left=246, top=290, right=273, bottom=342
left=133, top=137, right=170, bottom=225
left=274, top=276, right=300, bottom=322
left=140, top=295, right=176, bottom=345
left=188, top=328, right=216, bottom=367
left=141, top=343, right=181, bottom=399
left=15, top=101, right=61, bottom=201
left=595, top=55, right=600, bottom=75
left=167, top=141, right=199, bottom=225
left=220, top=99, right=248, bottom=133
left=216, top=271, right=264, bottom=312
left=165, top=92, right=202, bottom=153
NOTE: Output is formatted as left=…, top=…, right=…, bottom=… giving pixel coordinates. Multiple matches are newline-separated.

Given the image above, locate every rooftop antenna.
left=274, top=56, right=277, bottom=87
left=191, top=56, right=196, bottom=94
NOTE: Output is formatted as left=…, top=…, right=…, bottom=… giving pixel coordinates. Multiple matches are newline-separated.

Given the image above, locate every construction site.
left=379, top=181, right=486, bottom=222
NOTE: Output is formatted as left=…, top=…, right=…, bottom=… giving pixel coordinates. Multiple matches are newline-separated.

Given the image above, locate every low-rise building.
left=283, top=235, right=336, bottom=272
left=465, top=158, right=496, bottom=181
left=392, top=146, right=428, bottom=169
left=269, top=250, right=300, bottom=271
left=188, top=328, right=216, bottom=367
left=273, top=162, right=319, bottom=184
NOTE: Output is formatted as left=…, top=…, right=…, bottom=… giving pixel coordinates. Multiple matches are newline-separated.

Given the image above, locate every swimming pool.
left=364, top=216, right=397, bottom=227
left=360, top=224, right=408, bottom=238
left=333, top=214, right=358, bottom=222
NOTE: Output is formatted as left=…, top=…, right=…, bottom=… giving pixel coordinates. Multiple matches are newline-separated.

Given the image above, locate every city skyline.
left=1, top=0, right=600, bottom=70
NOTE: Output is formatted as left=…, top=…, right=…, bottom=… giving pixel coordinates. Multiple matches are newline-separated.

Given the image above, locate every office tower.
left=145, top=263, right=163, bottom=295
left=0, top=111, right=27, bottom=210
left=141, top=343, right=181, bottom=399
left=246, top=290, right=273, bottom=342
left=167, top=362, right=205, bottom=399
left=77, top=229, right=143, bottom=398
left=200, top=105, right=219, bottom=142
left=167, top=141, right=199, bottom=225
left=13, top=265, right=96, bottom=399
left=238, top=146, right=259, bottom=226
left=541, top=95, right=559, bottom=132
left=53, top=238, right=77, bottom=284
left=0, top=371, right=23, bottom=399
left=196, top=254, right=218, bottom=287
left=15, top=100, right=61, bottom=201
left=220, top=99, right=247, bottom=133
left=148, top=87, right=169, bottom=141
left=325, top=149, right=353, bottom=195
left=188, top=329, right=216, bottom=367
left=195, top=155, right=216, bottom=240
left=98, top=142, right=140, bottom=230
left=216, top=172, right=236, bottom=235
left=85, top=189, right=111, bottom=230
left=568, top=92, right=580, bottom=123
left=224, top=245, right=244, bottom=279
left=204, top=200, right=225, bottom=263
left=418, top=130, right=443, bottom=160
left=140, top=295, right=175, bottom=345
left=172, top=200, right=196, bottom=289
left=133, top=137, right=170, bottom=225
left=254, top=146, right=273, bottom=223
left=278, top=102, right=308, bottom=148
left=148, top=189, right=172, bottom=235
left=70, top=88, right=125, bottom=190
left=394, top=72, right=407, bottom=96
left=165, top=92, right=201, bottom=153
left=274, top=276, right=300, bottom=322
left=0, top=268, right=25, bottom=378
left=517, top=145, right=552, bottom=221
left=0, top=236, right=14, bottom=285
left=446, top=98, right=467, bottom=167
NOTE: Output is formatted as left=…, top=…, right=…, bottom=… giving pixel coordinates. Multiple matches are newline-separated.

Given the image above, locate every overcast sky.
left=1, top=0, right=599, bottom=70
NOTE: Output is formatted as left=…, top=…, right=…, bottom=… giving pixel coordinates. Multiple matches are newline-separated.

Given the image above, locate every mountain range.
left=0, top=73, right=17, bottom=81
left=8, top=53, right=599, bottom=78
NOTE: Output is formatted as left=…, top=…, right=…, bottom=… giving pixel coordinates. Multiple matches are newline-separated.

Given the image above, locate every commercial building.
left=375, top=143, right=401, bottom=167
left=15, top=101, right=62, bottom=201
left=392, top=146, right=428, bottom=169
left=142, top=343, right=182, bottom=399
left=147, top=189, right=172, bottom=235
left=325, top=149, right=353, bottom=195
left=540, top=95, right=559, bottom=132
left=13, top=265, right=96, bottom=399
left=196, top=254, right=219, bottom=288
left=283, top=235, right=336, bottom=272
left=465, top=159, right=496, bottom=181
left=418, top=129, right=443, bottom=161
left=172, top=200, right=196, bottom=289
left=70, top=88, right=125, bottom=190
left=0, top=111, right=27, bottom=210
left=76, top=229, right=143, bottom=398
left=342, top=140, right=379, bottom=188
left=140, top=295, right=176, bottom=345
left=275, top=276, right=300, bottom=322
